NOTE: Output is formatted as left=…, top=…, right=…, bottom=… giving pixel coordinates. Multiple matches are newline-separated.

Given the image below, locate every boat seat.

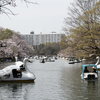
left=12, top=69, right=22, bottom=78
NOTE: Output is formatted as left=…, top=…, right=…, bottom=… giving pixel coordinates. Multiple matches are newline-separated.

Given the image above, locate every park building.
left=20, top=32, right=65, bottom=46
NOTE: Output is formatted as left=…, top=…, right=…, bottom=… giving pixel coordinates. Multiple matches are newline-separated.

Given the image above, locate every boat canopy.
left=82, top=64, right=98, bottom=77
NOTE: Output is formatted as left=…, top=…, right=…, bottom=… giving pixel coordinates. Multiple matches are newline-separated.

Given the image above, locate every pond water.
left=0, top=59, right=100, bottom=100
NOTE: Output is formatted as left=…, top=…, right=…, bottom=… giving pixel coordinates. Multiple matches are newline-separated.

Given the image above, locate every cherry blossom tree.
left=0, top=32, right=35, bottom=61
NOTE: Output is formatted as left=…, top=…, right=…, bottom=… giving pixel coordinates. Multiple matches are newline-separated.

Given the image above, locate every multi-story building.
left=20, top=32, right=65, bottom=46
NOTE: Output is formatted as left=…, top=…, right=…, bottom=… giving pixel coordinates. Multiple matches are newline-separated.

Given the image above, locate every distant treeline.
left=33, top=42, right=60, bottom=55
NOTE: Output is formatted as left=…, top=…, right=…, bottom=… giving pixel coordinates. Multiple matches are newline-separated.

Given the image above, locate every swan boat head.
left=95, top=56, right=100, bottom=65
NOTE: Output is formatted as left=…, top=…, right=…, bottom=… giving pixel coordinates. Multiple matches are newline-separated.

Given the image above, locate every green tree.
left=37, top=44, right=45, bottom=54
left=63, top=0, right=100, bottom=58
left=51, top=42, right=60, bottom=54
left=38, top=42, right=60, bottom=55
left=0, top=28, right=14, bottom=40
left=59, top=36, right=68, bottom=50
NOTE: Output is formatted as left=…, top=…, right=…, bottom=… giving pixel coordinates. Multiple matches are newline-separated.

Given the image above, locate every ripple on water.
left=0, top=60, right=100, bottom=100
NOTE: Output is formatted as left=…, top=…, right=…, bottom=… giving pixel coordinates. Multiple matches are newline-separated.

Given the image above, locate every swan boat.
left=68, top=59, right=74, bottom=64
left=40, top=58, right=45, bottom=63
left=74, top=59, right=80, bottom=63
left=44, top=57, right=55, bottom=62
left=81, top=64, right=98, bottom=80
left=0, top=58, right=36, bottom=82
left=93, top=56, right=100, bottom=71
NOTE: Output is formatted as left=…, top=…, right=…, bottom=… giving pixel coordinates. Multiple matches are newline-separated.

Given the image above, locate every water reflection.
left=0, top=82, right=34, bottom=100
left=59, top=63, right=82, bottom=100
left=0, top=60, right=100, bottom=100
left=59, top=61, right=100, bottom=100
left=82, top=80, right=99, bottom=100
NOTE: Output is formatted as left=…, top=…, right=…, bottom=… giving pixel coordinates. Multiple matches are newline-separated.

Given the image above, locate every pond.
left=0, top=59, right=100, bottom=100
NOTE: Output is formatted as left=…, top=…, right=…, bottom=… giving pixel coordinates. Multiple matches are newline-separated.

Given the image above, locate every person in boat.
left=42, top=58, right=45, bottom=63
left=84, top=67, right=89, bottom=73
left=93, top=69, right=96, bottom=73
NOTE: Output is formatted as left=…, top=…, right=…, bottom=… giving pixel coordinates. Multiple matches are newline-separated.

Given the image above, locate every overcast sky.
left=0, top=0, right=74, bottom=34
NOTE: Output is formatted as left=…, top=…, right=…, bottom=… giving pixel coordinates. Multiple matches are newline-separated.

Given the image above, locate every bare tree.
left=0, top=0, right=38, bottom=16
left=63, top=0, right=99, bottom=35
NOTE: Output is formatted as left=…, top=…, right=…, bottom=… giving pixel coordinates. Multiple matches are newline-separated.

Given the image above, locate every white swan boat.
left=0, top=58, right=36, bottom=82
left=81, top=64, right=98, bottom=80
left=68, top=59, right=74, bottom=64
left=94, top=56, right=100, bottom=71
